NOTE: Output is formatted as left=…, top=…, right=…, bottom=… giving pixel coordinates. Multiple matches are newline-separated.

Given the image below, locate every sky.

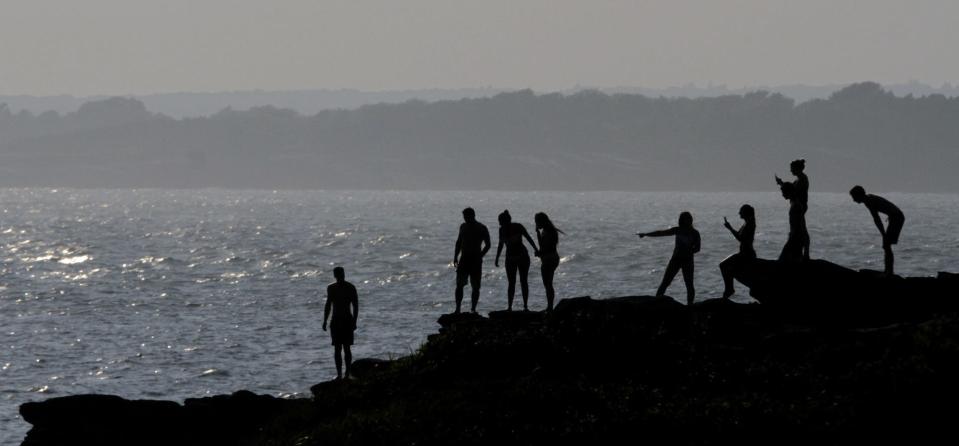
left=1, top=0, right=958, bottom=96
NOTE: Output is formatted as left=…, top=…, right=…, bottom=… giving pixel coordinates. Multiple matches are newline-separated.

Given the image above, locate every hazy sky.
left=2, top=0, right=957, bottom=96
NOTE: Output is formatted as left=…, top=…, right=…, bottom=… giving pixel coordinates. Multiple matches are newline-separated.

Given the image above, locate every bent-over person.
left=850, top=186, right=905, bottom=276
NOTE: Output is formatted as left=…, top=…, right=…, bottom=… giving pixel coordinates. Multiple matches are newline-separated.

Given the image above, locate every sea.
left=2, top=188, right=958, bottom=441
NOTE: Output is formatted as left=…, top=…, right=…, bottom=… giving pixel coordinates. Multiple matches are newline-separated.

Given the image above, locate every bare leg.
left=454, top=269, right=467, bottom=313
left=519, top=257, right=530, bottom=311
left=333, top=344, right=343, bottom=379
left=656, top=257, right=681, bottom=298
left=542, top=261, right=556, bottom=312
left=884, top=242, right=895, bottom=276
left=681, top=259, right=695, bottom=306
left=720, top=254, right=736, bottom=298
left=506, top=258, right=517, bottom=311
left=344, top=346, right=352, bottom=379
left=454, top=285, right=464, bottom=313
left=470, top=269, right=481, bottom=313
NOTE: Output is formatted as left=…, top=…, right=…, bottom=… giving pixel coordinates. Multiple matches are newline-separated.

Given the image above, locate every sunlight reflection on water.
left=1, top=188, right=957, bottom=441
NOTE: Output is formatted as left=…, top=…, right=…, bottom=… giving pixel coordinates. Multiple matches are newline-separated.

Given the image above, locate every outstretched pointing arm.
left=639, top=228, right=678, bottom=238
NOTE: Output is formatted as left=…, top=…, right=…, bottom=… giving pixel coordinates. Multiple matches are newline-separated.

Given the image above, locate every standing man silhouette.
left=453, top=207, right=491, bottom=313
left=850, top=186, right=905, bottom=276
left=322, top=266, right=359, bottom=380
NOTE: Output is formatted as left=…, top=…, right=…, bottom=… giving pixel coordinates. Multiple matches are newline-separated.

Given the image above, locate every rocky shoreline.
left=19, top=262, right=959, bottom=445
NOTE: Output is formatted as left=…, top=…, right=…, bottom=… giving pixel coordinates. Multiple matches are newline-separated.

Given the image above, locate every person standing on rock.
left=850, top=185, right=905, bottom=276
left=494, top=210, right=538, bottom=311
left=323, top=266, right=359, bottom=379
left=776, top=159, right=810, bottom=260
left=778, top=182, right=808, bottom=263
left=720, top=204, right=757, bottom=299
left=535, top=212, right=564, bottom=312
left=454, top=207, right=491, bottom=313
left=637, top=211, right=701, bottom=305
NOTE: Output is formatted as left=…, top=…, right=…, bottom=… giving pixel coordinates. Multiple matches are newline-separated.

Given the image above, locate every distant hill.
left=1, top=82, right=957, bottom=191
left=2, top=82, right=958, bottom=118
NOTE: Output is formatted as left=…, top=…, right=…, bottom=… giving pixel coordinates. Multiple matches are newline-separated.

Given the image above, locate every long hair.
left=534, top=212, right=564, bottom=235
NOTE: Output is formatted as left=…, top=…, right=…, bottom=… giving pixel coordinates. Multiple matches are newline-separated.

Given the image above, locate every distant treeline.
left=1, top=82, right=957, bottom=191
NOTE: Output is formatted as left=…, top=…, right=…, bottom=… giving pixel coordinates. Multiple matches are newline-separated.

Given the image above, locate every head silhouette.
left=790, top=159, right=806, bottom=175
left=462, top=207, right=476, bottom=223
left=678, top=212, right=694, bottom=229
left=333, top=266, right=345, bottom=281
left=535, top=212, right=564, bottom=234
left=850, top=185, right=867, bottom=203
left=739, top=204, right=755, bottom=221
left=781, top=182, right=795, bottom=200
left=498, top=210, right=512, bottom=227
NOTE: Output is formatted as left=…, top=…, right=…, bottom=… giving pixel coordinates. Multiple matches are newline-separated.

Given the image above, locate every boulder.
left=733, top=258, right=959, bottom=324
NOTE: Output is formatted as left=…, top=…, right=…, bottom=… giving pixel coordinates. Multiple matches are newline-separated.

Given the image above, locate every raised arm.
left=723, top=218, right=741, bottom=241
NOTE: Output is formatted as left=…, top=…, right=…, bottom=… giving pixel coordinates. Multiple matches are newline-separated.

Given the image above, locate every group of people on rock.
left=453, top=207, right=563, bottom=313
left=637, top=159, right=906, bottom=303
left=320, top=158, right=907, bottom=378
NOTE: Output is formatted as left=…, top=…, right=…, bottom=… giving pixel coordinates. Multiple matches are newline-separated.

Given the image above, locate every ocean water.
left=2, top=188, right=958, bottom=441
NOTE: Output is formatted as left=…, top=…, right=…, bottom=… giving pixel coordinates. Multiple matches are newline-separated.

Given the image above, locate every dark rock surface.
left=18, top=266, right=959, bottom=445
left=19, top=391, right=305, bottom=446
left=734, top=258, right=959, bottom=324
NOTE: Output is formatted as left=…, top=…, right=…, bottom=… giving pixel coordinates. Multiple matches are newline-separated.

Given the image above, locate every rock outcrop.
left=19, top=267, right=959, bottom=445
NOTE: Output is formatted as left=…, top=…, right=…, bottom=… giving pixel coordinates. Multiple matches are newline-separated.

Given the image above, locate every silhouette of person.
left=534, top=212, right=564, bottom=312
left=638, top=211, right=701, bottom=305
left=776, top=159, right=810, bottom=260
left=322, top=266, right=358, bottom=380
left=850, top=185, right=905, bottom=276
left=720, top=204, right=756, bottom=298
left=453, top=207, right=491, bottom=313
left=778, top=182, right=808, bottom=262
left=494, top=210, right=538, bottom=311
